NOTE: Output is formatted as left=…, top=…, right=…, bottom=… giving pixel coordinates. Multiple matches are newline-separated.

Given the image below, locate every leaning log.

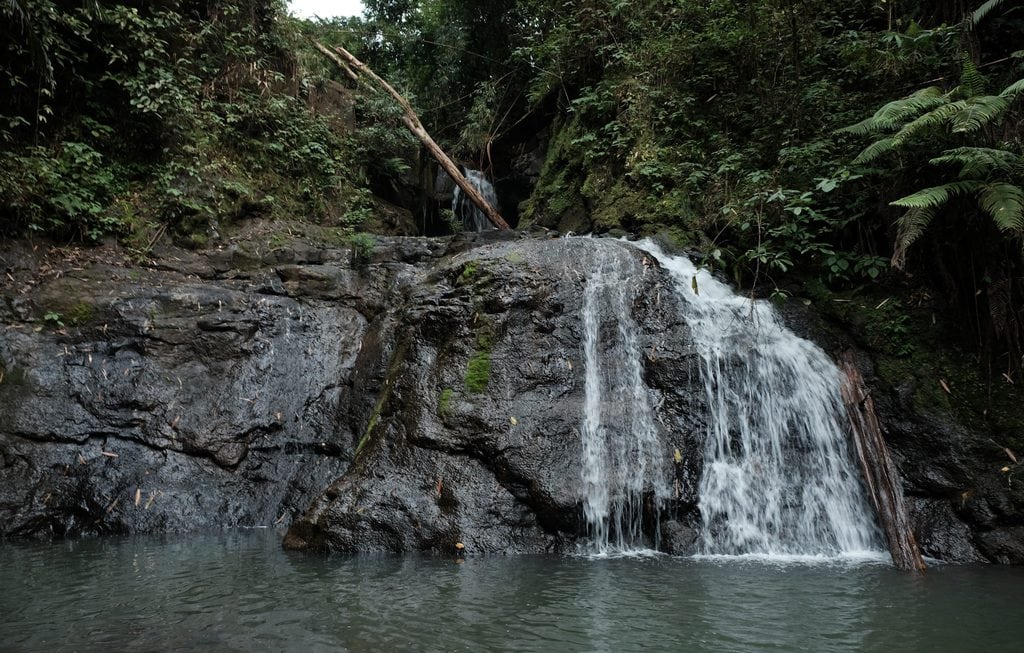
left=315, top=41, right=510, bottom=231
left=839, top=351, right=926, bottom=571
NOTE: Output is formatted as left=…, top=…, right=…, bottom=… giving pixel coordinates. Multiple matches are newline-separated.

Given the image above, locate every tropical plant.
left=842, top=69, right=1024, bottom=267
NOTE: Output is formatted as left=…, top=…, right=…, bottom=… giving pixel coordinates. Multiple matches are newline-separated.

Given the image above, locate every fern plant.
left=842, top=68, right=1024, bottom=267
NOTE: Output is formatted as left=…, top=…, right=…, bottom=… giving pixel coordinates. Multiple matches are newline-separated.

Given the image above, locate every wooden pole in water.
left=314, top=41, right=511, bottom=231
left=839, top=351, right=926, bottom=571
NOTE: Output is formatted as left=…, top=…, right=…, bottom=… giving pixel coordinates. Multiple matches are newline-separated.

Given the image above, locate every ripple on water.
left=2, top=531, right=1024, bottom=653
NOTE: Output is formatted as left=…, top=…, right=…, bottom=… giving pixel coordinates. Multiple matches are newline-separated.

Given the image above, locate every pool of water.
left=2, top=530, right=1022, bottom=652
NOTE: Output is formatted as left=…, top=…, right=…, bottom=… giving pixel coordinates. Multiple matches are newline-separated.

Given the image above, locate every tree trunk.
left=315, top=41, right=510, bottom=231
left=839, top=351, right=926, bottom=571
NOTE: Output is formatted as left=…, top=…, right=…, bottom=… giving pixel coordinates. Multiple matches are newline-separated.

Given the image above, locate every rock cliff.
left=2, top=233, right=1022, bottom=562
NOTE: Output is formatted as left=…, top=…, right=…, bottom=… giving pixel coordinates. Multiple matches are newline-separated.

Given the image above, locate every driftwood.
left=839, top=351, right=926, bottom=571
left=315, top=41, right=510, bottom=231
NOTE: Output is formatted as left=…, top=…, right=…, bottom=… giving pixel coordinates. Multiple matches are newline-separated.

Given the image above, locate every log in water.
left=839, top=351, right=927, bottom=571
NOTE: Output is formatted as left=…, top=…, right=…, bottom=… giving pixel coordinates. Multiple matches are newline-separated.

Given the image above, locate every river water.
left=2, top=530, right=1022, bottom=652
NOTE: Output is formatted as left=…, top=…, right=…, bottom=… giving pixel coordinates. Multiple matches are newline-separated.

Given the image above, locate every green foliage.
left=348, top=232, right=376, bottom=264
left=0, top=1, right=370, bottom=242
left=846, top=67, right=1024, bottom=267
left=970, top=0, right=1010, bottom=27
left=0, top=141, right=124, bottom=239
left=42, top=311, right=64, bottom=328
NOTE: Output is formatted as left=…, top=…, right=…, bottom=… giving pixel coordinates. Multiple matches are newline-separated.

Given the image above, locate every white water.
left=578, top=241, right=669, bottom=554
left=452, top=169, right=498, bottom=232
left=635, top=239, right=882, bottom=557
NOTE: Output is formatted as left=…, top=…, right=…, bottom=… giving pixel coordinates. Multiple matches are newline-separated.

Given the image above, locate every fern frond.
left=1000, top=77, right=1024, bottom=98
left=890, top=100, right=966, bottom=145
left=960, top=59, right=987, bottom=97
left=892, top=206, right=937, bottom=270
left=890, top=181, right=982, bottom=209
left=951, top=95, right=1010, bottom=132
left=852, top=137, right=897, bottom=165
left=979, top=183, right=1024, bottom=232
left=930, top=147, right=1021, bottom=178
left=839, top=87, right=946, bottom=135
left=970, top=0, right=1007, bottom=28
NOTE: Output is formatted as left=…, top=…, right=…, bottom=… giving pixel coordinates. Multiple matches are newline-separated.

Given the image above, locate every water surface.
left=2, top=530, right=1021, bottom=652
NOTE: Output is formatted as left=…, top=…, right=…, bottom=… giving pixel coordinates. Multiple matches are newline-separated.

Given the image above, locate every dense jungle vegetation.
left=2, top=0, right=1023, bottom=374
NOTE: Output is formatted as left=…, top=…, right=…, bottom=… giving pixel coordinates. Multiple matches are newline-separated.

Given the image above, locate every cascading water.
left=577, top=240, right=668, bottom=554
left=452, top=169, right=498, bottom=232
left=636, top=239, right=882, bottom=558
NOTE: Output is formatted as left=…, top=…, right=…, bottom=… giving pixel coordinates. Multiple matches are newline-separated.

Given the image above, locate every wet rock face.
left=783, top=305, right=1024, bottom=564
left=284, top=238, right=700, bottom=555
left=877, top=388, right=1024, bottom=564
left=0, top=238, right=442, bottom=537
left=5, top=234, right=1022, bottom=563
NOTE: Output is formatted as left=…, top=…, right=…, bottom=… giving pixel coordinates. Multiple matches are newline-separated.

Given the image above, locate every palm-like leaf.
left=930, top=147, right=1022, bottom=178
left=951, top=95, right=1011, bottom=132
left=839, top=87, right=946, bottom=135
left=970, top=0, right=1008, bottom=28
left=1000, top=77, right=1024, bottom=98
left=852, top=137, right=896, bottom=165
left=890, top=181, right=982, bottom=209
left=892, top=207, right=937, bottom=270
left=890, top=100, right=965, bottom=145
left=979, top=183, right=1024, bottom=232
left=960, top=59, right=987, bottom=97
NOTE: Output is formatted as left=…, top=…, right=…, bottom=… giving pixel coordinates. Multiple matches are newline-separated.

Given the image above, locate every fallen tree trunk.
left=839, top=351, right=926, bottom=571
left=315, top=41, right=510, bottom=231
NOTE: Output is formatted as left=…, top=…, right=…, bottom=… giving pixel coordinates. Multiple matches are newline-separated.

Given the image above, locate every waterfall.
left=452, top=169, right=498, bottom=232
left=637, top=239, right=882, bottom=558
left=578, top=240, right=668, bottom=554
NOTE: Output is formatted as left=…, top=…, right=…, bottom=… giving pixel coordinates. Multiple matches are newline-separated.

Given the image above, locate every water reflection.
left=2, top=531, right=1023, bottom=652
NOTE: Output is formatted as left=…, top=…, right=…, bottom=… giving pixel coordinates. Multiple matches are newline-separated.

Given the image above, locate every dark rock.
left=660, top=519, right=699, bottom=556
left=0, top=237, right=434, bottom=537
left=5, top=233, right=1024, bottom=564
left=284, top=238, right=699, bottom=554
left=780, top=289, right=1024, bottom=564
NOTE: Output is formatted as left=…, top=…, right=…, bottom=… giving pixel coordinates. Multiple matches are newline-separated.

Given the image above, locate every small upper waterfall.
left=637, top=239, right=882, bottom=557
left=577, top=240, right=668, bottom=554
left=452, top=169, right=498, bottom=232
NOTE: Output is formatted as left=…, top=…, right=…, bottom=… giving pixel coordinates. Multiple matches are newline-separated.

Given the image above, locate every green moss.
left=657, top=226, right=696, bottom=251
left=65, top=301, right=95, bottom=326
left=521, top=116, right=589, bottom=230
left=459, top=261, right=478, bottom=284
left=354, top=338, right=409, bottom=458
left=437, top=387, right=454, bottom=417
left=464, top=322, right=495, bottom=394
left=356, top=400, right=383, bottom=456
left=40, top=296, right=98, bottom=329
left=818, top=284, right=1024, bottom=450
left=465, top=350, right=492, bottom=393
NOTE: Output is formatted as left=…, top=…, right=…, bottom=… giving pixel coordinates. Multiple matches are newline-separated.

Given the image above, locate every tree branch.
left=315, top=41, right=510, bottom=230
